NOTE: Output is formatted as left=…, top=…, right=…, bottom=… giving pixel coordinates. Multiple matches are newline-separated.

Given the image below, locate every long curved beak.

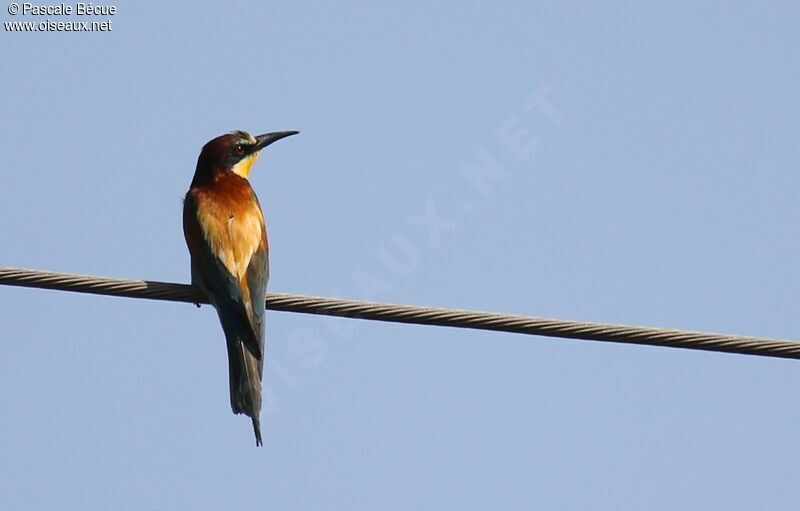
left=255, top=131, right=299, bottom=151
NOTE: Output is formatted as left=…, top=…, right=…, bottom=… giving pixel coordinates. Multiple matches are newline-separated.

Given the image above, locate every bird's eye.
left=234, top=144, right=245, bottom=155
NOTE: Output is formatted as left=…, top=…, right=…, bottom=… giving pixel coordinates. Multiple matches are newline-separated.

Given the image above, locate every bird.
left=183, top=129, right=298, bottom=446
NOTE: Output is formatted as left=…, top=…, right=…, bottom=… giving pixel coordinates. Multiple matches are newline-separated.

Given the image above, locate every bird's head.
left=195, top=130, right=299, bottom=180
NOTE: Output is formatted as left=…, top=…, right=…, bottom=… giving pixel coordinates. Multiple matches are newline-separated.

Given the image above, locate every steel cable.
left=1, top=266, right=798, bottom=360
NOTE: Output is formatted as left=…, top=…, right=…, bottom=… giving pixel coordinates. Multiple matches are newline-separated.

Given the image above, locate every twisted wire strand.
left=1, top=266, right=798, bottom=360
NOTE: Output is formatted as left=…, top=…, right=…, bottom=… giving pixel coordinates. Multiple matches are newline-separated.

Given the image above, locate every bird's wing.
left=183, top=192, right=263, bottom=360
left=245, top=233, right=268, bottom=376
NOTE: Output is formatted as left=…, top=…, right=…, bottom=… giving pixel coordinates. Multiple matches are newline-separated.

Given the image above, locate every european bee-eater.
left=183, top=129, right=298, bottom=446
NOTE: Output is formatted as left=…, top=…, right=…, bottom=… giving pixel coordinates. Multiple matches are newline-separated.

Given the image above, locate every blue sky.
left=2, top=1, right=800, bottom=509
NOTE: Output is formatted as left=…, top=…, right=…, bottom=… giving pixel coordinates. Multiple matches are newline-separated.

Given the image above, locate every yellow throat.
left=231, top=152, right=260, bottom=178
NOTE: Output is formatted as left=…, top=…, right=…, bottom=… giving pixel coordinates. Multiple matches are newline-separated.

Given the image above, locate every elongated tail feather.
left=251, top=417, right=262, bottom=447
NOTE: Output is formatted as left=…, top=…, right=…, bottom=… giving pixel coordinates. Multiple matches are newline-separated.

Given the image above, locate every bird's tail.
left=229, top=340, right=263, bottom=446
left=215, top=307, right=264, bottom=446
